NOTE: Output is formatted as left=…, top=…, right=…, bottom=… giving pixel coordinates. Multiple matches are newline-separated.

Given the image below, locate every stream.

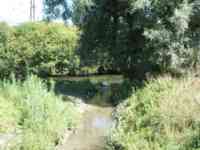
left=53, top=75, right=123, bottom=150
left=59, top=105, right=113, bottom=150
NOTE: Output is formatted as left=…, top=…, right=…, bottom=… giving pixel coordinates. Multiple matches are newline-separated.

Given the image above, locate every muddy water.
left=54, top=75, right=123, bottom=150
left=60, top=105, right=113, bottom=150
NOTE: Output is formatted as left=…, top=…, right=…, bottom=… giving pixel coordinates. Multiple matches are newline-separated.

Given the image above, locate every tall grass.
left=108, top=76, right=200, bottom=150
left=0, top=75, right=79, bottom=150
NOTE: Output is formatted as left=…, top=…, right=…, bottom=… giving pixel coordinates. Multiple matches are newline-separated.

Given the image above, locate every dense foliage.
left=44, top=0, right=71, bottom=22
left=44, top=0, right=200, bottom=78
left=0, top=22, right=79, bottom=78
left=108, top=76, right=200, bottom=150
left=0, top=75, right=79, bottom=150
left=71, top=0, right=93, bottom=26
left=44, top=0, right=92, bottom=26
left=80, top=0, right=200, bottom=78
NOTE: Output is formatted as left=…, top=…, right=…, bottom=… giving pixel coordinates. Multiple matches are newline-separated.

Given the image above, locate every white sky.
left=0, top=0, right=43, bottom=25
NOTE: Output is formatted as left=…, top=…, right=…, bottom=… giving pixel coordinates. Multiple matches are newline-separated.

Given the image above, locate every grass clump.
left=108, top=76, right=200, bottom=150
left=0, top=75, right=79, bottom=150
left=0, top=97, right=20, bottom=133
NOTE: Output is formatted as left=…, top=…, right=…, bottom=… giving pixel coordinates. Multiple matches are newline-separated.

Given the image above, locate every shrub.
left=0, top=75, right=79, bottom=150
left=108, top=76, right=200, bottom=150
left=0, top=96, right=20, bottom=133
left=0, top=22, right=80, bottom=79
left=76, top=66, right=99, bottom=76
left=0, top=22, right=15, bottom=79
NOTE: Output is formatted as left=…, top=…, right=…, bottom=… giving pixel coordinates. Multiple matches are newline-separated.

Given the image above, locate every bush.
left=0, top=96, right=20, bottom=133
left=77, top=66, right=99, bottom=76
left=0, top=22, right=15, bottom=79
left=0, top=22, right=80, bottom=79
left=0, top=75, right=79, bottom=150
left=108, top=76, right=200, bottom=150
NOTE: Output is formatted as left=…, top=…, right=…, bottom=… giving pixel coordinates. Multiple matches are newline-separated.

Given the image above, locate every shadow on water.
left=52, top=75, right=131, bottom=106
left=50, top=75, right=133, bottom=150
left=54, top=79, right=97, bottom=101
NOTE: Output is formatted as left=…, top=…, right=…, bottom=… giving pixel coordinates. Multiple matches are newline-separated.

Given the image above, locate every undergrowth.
left=108, top=76, right=200, bottom=150
left=0, top=75, right=79, bottom=150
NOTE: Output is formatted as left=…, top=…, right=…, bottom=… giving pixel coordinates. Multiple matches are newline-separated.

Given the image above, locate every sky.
left=0, top=0, right=43, bottom=25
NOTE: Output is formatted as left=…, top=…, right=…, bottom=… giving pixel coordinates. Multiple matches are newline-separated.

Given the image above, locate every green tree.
left=79, top=0, right=197, bottom=78
left=0, top=22, right=80, bottom=79
left=0, top=22, right=16, bottom=78
left=44, top=0, right=92, bottom=26
left=44, top=0, right=71, bottom=22
left=188, top=0, right=200, bottom=69
left=44, top=0, right=199, bottom=78
left=71, top=0, right=93, bottom=26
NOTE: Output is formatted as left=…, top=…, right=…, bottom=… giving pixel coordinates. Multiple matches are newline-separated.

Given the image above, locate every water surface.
left=59, top=105, right=114, bottom=150
left=54, top=75, right=122, bottom=150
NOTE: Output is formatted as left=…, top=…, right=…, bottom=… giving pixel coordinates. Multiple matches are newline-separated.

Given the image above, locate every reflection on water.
left=54, top=75, right=122, bottom=150
left=60, top=105, right=114, bottom=150
left=53, top=75, right=124, bottom=105
left=92, top=116, right=113, bottom=129
left=53, top=75, right=123, bottom=84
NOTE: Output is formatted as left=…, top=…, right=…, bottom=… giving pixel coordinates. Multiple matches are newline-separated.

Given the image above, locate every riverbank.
left=0, top=76, right=80, bottom=150
left=107, top=75, right=200, bottom=150
left=0, top=74, right=125, bottom=150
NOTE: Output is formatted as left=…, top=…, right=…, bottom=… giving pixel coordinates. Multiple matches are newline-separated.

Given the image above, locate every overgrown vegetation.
left=0, top=22, right=79, bottom=79
left=0, top=75, right=79, bottom=150
left=0, top=0, right=200, bottom=150
left=108, top=76, right=200, bottom=150
left=45, top=0, right=200, bottom=78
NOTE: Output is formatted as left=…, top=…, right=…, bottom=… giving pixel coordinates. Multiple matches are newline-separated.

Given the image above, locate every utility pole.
left=30, top=0, right=36, bottom=21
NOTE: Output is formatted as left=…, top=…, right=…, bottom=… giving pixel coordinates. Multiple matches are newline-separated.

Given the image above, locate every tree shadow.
left=52, top=76, right=133, bottom=107
left=54, top=79, right=98, bottom=101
